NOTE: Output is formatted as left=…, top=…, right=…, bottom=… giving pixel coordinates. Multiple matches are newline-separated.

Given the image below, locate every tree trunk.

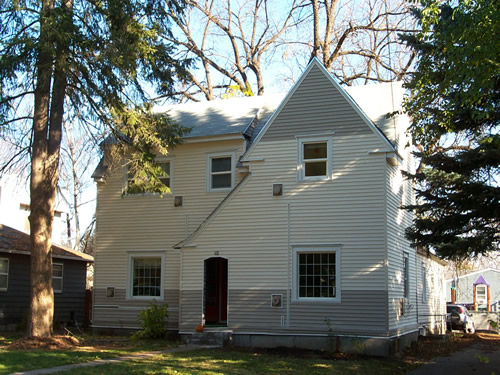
left=28, top=0, right=72, bottom=337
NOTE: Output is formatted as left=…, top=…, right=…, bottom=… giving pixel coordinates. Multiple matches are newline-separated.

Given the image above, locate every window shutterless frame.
left=0, top=258, right=8, bottom=291
left=292, top=245, right=341, bottom=302
left=127, top=252, right=165, bottom=300
left=297, top=136, right=332, bottom=181
left=123, top=158, right=174, bottom=195
left=206, top=152, right=235, bottom=192
left=52, top=263, right=63, bottom=293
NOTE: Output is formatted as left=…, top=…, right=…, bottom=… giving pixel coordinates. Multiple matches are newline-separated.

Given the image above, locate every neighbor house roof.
left=0, top=224, right=94, bottom=262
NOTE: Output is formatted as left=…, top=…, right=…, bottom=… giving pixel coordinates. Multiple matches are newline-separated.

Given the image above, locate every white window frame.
left=123, top=158, right=174, bottom=195
left=206, top=152, right=235, bottom=192
left=0, top=258, right=9, bottom=292
left=292, top=244, right=341, bottom=303
left=403, top=252, right=409, bottom=299
left=52, top=263, right=63, bottom=293
left=476, top=284, right=487, bottom=305
left=127, top=252, right=165, bottom=300
left=297, top=136, right=332, bottom=181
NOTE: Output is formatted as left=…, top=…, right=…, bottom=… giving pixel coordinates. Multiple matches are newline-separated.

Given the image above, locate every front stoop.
left=185, top=330, right=233, bottom=346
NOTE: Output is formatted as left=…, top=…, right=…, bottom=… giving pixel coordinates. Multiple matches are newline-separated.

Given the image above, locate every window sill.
left=293, top=297, right=341, bottom=304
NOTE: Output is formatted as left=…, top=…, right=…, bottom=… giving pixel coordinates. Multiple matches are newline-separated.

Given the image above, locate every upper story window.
left=207, top=153, right=235, bottom=192
left=0, top=258, right=8, bottom=291
left=297, top=136, right=332, bottom=181
left=126, top=160, right=172, bottom=193
left=52, top=263, right=63, bottom=293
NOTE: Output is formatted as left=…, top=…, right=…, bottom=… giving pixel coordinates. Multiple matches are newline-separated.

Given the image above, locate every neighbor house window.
left=293, top=245, right=341, bottom=301
left=207, top=153, right=234, bottom=191
left=403, top=252, right=409, bottom=298
left=130, top=256, right=163, bottom=298
left=0, top=258, right=8, bottom=291
left=476, top=285, right=487, bottom=305
left=52, top=263, right=63, bottom=293
left=298, top=137, right=332, bottom=181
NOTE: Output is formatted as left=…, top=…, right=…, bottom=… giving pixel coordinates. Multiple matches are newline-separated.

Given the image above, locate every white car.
left=447, top=304, right=475, bottom=333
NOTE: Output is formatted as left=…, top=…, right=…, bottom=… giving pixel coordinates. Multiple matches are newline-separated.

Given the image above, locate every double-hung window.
left=293, top=245, right=341, bottom=302
left=298, top=137, right=332, bottom=181
left=126, top=160, right=172, bottom=193
left=0, top=258, right=8, bottom=291
left=476, top=285, right=487, bottom=305
left=207, top=153, right=234, bottom=191
left=129, top=255, right=164, bottom=299
left=52, top=263, right=63, bottom=293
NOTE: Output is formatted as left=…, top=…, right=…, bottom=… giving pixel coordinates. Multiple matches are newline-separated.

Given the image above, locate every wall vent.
left=271, top=294, right=282, bottom=308
left=272, top=184, right=283, bottom=197
left=174, top=196, right=183, bottom=207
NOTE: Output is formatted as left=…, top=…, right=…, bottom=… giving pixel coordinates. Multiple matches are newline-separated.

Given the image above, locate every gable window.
left=129, top=255, right=164, bottom=299
left=298, top=137, right=332, bottom=181
left=52, top=263, right=63, bottom=293
left=293, top=245, right=341, bottom=302
left=403, top=252, right=409, bottom=299
left=0, top=258, right=8, bottom=291
left=207, top=153, right=234, bottom=191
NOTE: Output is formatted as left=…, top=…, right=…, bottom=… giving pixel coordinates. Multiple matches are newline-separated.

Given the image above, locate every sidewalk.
left=9, top=345, right=220, bottom=375
left=406, top=343, right=500, bottom=375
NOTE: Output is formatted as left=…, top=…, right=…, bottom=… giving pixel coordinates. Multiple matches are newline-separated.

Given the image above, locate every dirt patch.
left=401, top=332, right=500, bottom=365
left=8, top=335, right=80, bottom=350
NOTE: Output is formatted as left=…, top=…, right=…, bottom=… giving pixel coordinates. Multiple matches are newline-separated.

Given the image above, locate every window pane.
left=212, top=174, right=231, bottom=189
left=298, top=251, right=336, bottom=299
left=0, top=259, right=7, bottom=273
left=53, top=264, right=63, bottom=277
left=305, top=161, right=327, bottom=177
left=0, top=275, right=7, bottom=289
left=211, top=157, right=231, bottom=172
left=159, top=162, right=170, bottom=175
left=303, top=143, right=327, bottom=159
left=132, top=257, right=161, bottom=297
left=53, top=278, right=62, bottom=292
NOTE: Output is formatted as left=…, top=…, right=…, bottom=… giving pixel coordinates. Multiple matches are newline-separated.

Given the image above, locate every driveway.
left=407, top=343, right=500, bottom=375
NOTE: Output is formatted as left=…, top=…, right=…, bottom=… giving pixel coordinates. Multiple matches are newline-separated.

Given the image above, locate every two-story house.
left=91, top=59, right=446, bottom=356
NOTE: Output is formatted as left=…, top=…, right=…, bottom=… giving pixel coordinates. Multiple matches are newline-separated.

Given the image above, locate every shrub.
left=134, top=302, right=169, bottom=339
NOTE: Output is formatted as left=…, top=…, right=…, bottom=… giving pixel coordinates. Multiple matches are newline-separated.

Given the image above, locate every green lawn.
left=65, top=348, right=415, bottom=375
left=0, top=336, right=176, bottom=375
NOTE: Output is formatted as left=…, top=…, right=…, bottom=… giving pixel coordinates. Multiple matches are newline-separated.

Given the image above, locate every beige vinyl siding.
left=386, top=145, right=418, bottom=333
left=417, top=254, right=446, bottom=334
left=181, top=132, right=391, bottom=334
left=93, top=139, right=246, bottom=328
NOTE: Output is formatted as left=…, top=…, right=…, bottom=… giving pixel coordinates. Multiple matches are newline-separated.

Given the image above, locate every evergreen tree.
left=0, top=0, right=191, bottom=337
left=402, top=0, right=499, bottom=259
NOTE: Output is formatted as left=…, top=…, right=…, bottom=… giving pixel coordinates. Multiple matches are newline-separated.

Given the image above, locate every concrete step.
left=185, top=330, right=233, bottom=346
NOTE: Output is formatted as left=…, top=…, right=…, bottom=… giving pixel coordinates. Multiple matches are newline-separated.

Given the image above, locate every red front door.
left=204, top=257, right=228, bottom=325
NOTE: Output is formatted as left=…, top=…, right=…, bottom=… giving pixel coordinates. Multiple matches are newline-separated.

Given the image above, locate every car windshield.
left=447, top=306, right=462, bottom=314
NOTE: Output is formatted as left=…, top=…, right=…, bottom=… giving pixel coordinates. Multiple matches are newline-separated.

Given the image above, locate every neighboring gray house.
left=92, top=59, right=446, bottom=355
left=446, top=269, right=500, bottom=312
left=0, top=224, right=93, bottom=330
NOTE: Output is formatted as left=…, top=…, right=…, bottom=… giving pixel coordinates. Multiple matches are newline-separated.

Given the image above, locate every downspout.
left=287, top=202, right=291, bottom=327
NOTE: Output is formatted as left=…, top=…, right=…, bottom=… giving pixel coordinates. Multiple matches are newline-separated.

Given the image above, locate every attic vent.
left=174, top=196, right=183, bottom=207
left=271, top=294, right=282, bottom=308
left=107, top=287, right=115, bottom=298
left=272, top=184, right=283, bottom=197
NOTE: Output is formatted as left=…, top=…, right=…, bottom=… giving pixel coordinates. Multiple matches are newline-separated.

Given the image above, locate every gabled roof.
left=474, top=275, right=490, bottom=286
left=0, top=224, right=94, bottom=262
left=241, top=58, right=398, bottom=162
left=446, top=268, right=500, bottom=283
